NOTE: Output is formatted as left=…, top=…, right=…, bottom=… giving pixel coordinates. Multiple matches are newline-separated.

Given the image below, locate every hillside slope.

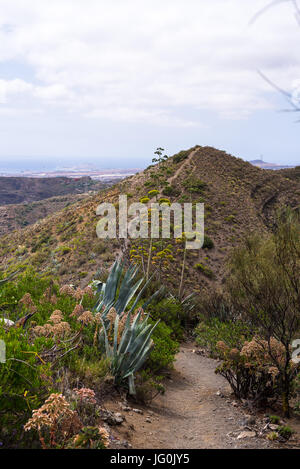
left=0, top=193, right=90, bottom=237
left=0, top=180, right=117, bottom=237
left=0, top=176, right=107, bottom=205
left=0, top=146, right=299, bottom=295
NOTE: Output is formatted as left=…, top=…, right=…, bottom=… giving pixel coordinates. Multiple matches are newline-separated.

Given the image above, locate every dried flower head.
left=59, top=285, right=75, bottom=296
left=228, top=348, right=240, bottom=360
left=19, top=292, right=37, bottom=314
left=73, top=288, right=84, bottom=301
left=77, top=311, right=94, bottom=325
left=241, top=337, right=286, bottom=366
left=24, top=393, right=75, bottom=432
left=24, top=393, right=82, bottom=449
left=73, top=388, right=96, bottom=404
left=50, top=294, right=58, bottom=305
left=70, top=304, right=84, bottom=318
left=107, top=307, right=117, bottom=323
left=43, top=287, right=52, bottom=302
left=98, top=427, right=110, bottom=448
left=49, top=310, right=64, bottom=324
left=52, top=321, right=71, bottom=338
left=32, top=313, right=71, bottom=339
left=19, top=293, right=34, bottom=308
left=83, top=286, right=94, bottom=298
left=216, top=341, right=229, bottom=354
left=94, top=312, right=102, bottom=324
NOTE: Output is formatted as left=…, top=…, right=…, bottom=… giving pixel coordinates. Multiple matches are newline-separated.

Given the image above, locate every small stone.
left=146, top=418, right=151, bottom=423
left=232, top=401, right=238, bottom=407
left=269, top=424, right=279, bottom=431
left=243, top=415, right=256, bottom=426
left=122, top=440, right=132, bottom=448
left=114, top=413, right=125, bottom=424
left=132, top=408, right=143, bottom=415
left=100, top=409, right=124, bottom=425
left=237, top=431, right=256, bottom=439
left=120, top=405, right=132, bottom=412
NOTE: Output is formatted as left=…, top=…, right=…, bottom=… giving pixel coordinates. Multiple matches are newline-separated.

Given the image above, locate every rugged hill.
left=0, top=180, right=118, bottom=237
left=0, top=193, right=91, bottom=237
left=0, top=176, right=108, bottom=205
left=278, top=166, right=300, bottom=182
left=249, top=159, right=296, bottom=170
left=0, top=146, right=299, bottom=295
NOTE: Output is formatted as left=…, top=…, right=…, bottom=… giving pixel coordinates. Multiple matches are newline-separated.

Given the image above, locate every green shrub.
left=0, top=327, right=52, bottom=426
left=71, top=427, right=108, bottom=449
left=278, top=426, right=293, bottom=440
left=56, top=245, right=72, bottom=255
left=135, top=370, right=165, bottom=403
left=215, top=339, right=278, bottom=402
left=202, top=235, right=214, bottom=249
left=173, top=151, right=190, bottom=163
left=267, top=432, right=278, bottom=441
left=67, top=356, right=109, bottom=388
left=194, top=263, right=214, bottom=279
left=148, top=298, right=185, bottom=340
left=162, top=185, right=179, bottom=197
left=148, top=190, right=159, bottom=198
left=147, top=320, right=179, bottom=373
left=172, top=147, right=198, bottom=163
left=226, top=210, right=300, bottom=417
left=159, top=198, right=171, bottom=205
left=195, top=318, right=252, bottom=356
left=224, top=215, right=236, bottom=223
left=183, top=177, right=207, bottom=194
left=269, top=415, right=280, bottom=425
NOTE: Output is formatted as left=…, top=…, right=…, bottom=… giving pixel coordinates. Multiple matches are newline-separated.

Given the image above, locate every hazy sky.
left=0, top=0, right=299, bottom=170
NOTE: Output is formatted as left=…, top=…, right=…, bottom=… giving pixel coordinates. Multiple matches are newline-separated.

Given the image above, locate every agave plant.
left=101, top=309, right=158, bottom=394
left=94, top=260, right=162, bottom=394
left=93, top=260, right=163, bottom=318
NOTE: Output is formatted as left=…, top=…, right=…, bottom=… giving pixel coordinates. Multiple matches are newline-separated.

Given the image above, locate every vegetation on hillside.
left=195, top=210, right=300, bottom=418
left=0, top=146, right=299, bottom=448
left=0, top=260, right=181, bottom=448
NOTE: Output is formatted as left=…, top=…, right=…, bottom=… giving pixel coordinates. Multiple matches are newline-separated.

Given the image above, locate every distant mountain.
left=249, top=159, right=296, bottom=170
left=0, top=193, right=88, bottom=237
left=1, top=146, right=299, bottom=295
left=0, top=176, right=112, bottom=206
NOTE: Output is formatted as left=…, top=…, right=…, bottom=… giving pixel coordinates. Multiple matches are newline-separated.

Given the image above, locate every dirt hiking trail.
left=112, top=343, right=300, bottom=449
left=166, top=149, right=197, bottom=187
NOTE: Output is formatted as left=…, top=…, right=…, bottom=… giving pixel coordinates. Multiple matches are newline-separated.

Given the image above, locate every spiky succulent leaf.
left=94, top=260, right=160, bottom=394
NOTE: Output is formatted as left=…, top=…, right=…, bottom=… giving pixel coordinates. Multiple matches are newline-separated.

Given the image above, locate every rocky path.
left=166, top=149, right=197, bottom=187
left=123, top=344, right=296, bottom=449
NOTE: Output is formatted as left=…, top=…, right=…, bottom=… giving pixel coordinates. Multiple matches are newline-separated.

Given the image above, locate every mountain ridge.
left=0, top=146, right=299, bottom=296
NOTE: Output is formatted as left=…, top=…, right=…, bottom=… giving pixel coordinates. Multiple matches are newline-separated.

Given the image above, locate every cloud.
left=0, top=0, right=299, bottom=124
left=0, top=78, right=33, bottom=103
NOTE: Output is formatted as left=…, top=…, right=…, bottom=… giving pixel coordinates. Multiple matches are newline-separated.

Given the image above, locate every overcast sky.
left=0, top=0, right=299, bottom=170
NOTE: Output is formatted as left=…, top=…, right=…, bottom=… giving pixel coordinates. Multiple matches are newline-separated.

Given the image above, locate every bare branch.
left=249, top=0, right=294, bottom=25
